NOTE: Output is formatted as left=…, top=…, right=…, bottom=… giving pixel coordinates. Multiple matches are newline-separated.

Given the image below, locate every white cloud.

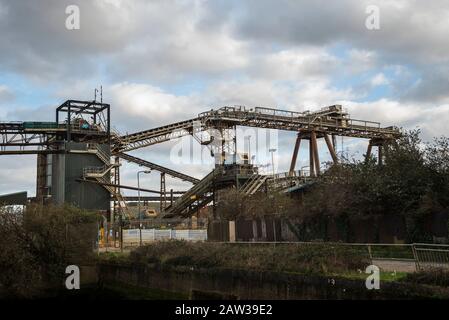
left=248, top=47, right=339, bottom=81
left=346, top=49, right=378, bottom=74
left=344, top=99, right=449, bottom=139
left=106, top=82, right=203, bottom=135
left=371, top=73, right=389, bottom=86
left=0, top=85, right=14, bottom=102
left=0, top=156, right=36, bottom=195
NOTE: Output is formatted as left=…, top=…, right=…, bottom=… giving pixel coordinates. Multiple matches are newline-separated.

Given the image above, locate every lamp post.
left=137, top=170, right=151, bottom=246
left=300, top=165, right=310, bottom=177
left=269, top=148, right=277, bottom=177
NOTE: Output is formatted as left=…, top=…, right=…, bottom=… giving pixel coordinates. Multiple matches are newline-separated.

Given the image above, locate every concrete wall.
left=98, top=263, right=449, bottom=300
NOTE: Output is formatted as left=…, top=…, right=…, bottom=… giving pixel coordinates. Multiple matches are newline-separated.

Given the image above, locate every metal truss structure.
left=0, top=100, right=401, bottom=218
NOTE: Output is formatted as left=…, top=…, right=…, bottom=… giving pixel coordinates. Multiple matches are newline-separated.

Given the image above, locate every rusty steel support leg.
left=309, top=138, right=315, bottom=177
left=113, top=156, right=122, bottom=250
left=365, top=141, right=373, bottom=163
left=378, top=145, right=383, bottom=166
left=36, top=153, right=47, bottom=204
left=311, top=131, right=320, bottom=175
left=160, top=172, right=166, bottom=212
left=289, top=134, right=302, bottom=176
left=324, top=133, right=338, bottom=164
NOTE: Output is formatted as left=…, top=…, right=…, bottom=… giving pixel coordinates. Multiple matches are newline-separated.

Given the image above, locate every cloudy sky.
left=1, top=0, right=449, bottom=196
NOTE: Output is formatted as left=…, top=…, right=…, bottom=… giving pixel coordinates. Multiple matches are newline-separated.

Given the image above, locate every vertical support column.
left=107, top=104, right=111, bottom=145
left=160, top=172, right=166, bottom=213
left=311, top=131, right=320, bottom=175
left=233, top=125, right=237, bottom=163
left=220, top=128, right=226, bottom=165
left=212, top=179, right=217, bottom=219
left=217, top=125, right=237, bottom=165
left=365, top=140, right=373, bottom=163
left=378, top=145, right=383, bottom=166
left=67, top=103, right=71, bottom=142
left=36, top=153, right=47, bottom=204
left=289, top=133, right=302, bottom=176
left=113, top=156, right=120, bottom=246
left=324, top=133, right=338, bottom=164
left=309, top=138, right=315, bottom=177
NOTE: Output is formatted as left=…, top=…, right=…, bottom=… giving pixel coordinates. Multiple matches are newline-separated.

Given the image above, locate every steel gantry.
left=112, top=104, right=399, bottom=178
left=0, top=100, right=401, bottom=218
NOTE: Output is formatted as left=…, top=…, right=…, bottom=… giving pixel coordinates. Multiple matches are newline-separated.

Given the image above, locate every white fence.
left=123, top=228, right=207, bottom=244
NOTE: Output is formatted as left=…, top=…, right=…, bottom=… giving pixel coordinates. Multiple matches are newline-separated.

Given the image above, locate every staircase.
left=86, top=143, right=110, bottom=164
left=240, top=174, right=268, bottom=195
left=83, top=164, right=131, bottom=219
left=163, top=167, right=222, bottom=218
left=83, top=164, right=115, bottom=179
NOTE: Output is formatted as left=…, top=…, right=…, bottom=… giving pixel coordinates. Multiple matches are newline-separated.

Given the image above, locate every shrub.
left=0, top=204, right=98, bottom=298
left=401, top=269, right=449, bottom=287
left=130, top=241, right=369, bottom=275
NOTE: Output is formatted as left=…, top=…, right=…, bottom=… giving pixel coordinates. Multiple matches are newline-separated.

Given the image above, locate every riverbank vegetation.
left=294, top=131, right=449, bottom=242
left=128, top=240, right=369, bottom=275
left=0, top=204, right=98, bottom=298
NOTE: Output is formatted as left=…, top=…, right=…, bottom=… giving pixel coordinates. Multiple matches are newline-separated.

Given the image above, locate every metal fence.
left=367, top=243, right=449, bottom=271
left=413, top=243, right=449, bottom=270
left=122, top=228, right=207, bottom=246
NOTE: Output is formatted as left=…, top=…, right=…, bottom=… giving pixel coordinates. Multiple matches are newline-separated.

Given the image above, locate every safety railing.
left=254, top=106, right=309, bottom=119
left=272, top=170, right=311, bottom=179
left=413, top=243, right=449, bottom=270
left=199, top=105, right=400, bottom=138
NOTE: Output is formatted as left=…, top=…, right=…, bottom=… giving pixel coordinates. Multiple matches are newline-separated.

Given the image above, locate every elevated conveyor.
left=163, top=166, right=222, bottom=218
left=116, top=152, right=200, bottom=184
left=115, top=105, right=401, bottom=153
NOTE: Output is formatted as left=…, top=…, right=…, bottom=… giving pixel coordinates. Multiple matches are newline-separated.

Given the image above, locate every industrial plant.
left=0, top=98, right=401, bottom=247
